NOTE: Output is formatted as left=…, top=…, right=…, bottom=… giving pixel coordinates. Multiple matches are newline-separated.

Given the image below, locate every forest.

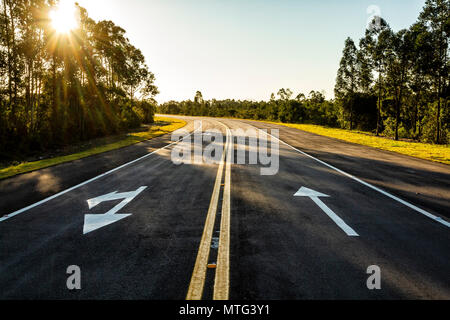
left=159, top=0, right=449, bottom=144
left=0, top=0, right=158, bottom=161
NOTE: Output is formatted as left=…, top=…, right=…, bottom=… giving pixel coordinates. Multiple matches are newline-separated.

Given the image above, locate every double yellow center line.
left=186, top=123, right=232, bottom=300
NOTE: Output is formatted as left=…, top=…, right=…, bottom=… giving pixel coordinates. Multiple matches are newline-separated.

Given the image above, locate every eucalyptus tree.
left=356, top=38, right=373, bottom=94
left=384, top=29, right=415, bottom=140
left=335, top=37, right=358, bottom=129
left=362, top=16, right=391, bottom=135
left=295, top=93, right=306, bottom=102
left=277, top=88, right=293, bottom=101
left=194, top=90, right=204, bottom=104
left=418, top=0, right=449, bottom=143
left=407, top=22, right=433, bottom=138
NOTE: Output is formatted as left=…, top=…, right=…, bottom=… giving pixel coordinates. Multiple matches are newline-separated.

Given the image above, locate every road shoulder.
left=0, top=118, right=193, bottom=217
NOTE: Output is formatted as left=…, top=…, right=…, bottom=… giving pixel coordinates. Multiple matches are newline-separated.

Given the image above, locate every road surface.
left=0, top=116, right=449, bottom=299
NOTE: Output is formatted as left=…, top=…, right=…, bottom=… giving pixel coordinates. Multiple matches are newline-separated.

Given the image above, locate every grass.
left=264, top=121, right=450, bottom=165
left=0, top=116, right=187, bottom=180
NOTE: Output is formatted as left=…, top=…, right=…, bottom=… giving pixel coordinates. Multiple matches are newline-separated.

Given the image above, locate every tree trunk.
left=395, top=87, right=402, bottom=141
left=52, top=53, right=58, bottom=135
left=436, top=77, right=441, bottom=144
left=9, top=0, right=17, bottom=107
left=3, top=0, right=12, bottom=107
left=413, top=102, right=418, bottom=138
left=376, top=72, right=382, bottom=136
left=395, top=100, right=400, bottom=141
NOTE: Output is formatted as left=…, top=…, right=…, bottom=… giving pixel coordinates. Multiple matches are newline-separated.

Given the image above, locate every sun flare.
left=50, top=0, right=79, bottom=34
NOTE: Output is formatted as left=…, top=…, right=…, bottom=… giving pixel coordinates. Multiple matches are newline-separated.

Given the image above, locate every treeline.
left=0, top=1, right=158, bottom=160
left=159, top=0, right=449, bottom=144
left=158, top=89, right=339, bottom=126
left=335, top=0, right=449, bottom=143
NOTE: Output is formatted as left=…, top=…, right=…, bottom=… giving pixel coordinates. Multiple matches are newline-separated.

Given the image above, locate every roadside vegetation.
left=270, top=122, right=450, bottom=165
left=0, top=116, right=186, bottom=180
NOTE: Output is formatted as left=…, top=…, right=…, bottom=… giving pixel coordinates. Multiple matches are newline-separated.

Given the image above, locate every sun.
left=50, top=0, right=79, bottom=34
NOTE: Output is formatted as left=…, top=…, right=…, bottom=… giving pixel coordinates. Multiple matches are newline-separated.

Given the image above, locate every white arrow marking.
left=83, top=186, right=147, bottom=235
left=83, top=214, right=132, bottom=235
left=295, top=187, right=359, bottom=237
left=87, top=189, right=147, bottom=210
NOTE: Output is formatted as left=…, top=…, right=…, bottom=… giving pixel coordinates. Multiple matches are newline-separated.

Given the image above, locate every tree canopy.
left=335, top=0, right=449, bottom=143
left=0, top=0, right=158, bottom=160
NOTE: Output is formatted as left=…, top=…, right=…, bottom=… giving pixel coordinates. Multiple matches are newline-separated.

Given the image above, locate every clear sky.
left=75, top=0, right=426, bottom=103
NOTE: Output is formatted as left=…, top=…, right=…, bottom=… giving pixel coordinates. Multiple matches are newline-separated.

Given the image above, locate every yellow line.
left=186, top=126, right=229, bottom=300
left=213, top=128, right=232, bottom=300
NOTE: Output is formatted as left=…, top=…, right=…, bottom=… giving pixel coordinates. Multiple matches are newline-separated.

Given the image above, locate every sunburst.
left=49, top=0, right=79, bottom=34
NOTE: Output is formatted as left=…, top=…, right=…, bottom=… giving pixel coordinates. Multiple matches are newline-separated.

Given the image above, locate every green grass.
left=0, top=116, right=187, bottom=180
left=265, top=121, right=450, bottom=165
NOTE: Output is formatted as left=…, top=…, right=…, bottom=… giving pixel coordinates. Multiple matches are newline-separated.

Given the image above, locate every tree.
left=384, top=29, right=415, bottom=140
left=407, top=22, right=432, bottom=139
left=357, top=37, right=374, bottom=94
left=194, top=90, right=204, bottom=104
left=335, top=38, right=358, bottom=99
left=362, top=16, right=391, bottom=135
left=295, top=93, right=306, bottom=102
left=277, top=88, right=293, bottom=101
left=335, top=37, right=359, bottom=129
left=418, top=0, right=449, bottom=143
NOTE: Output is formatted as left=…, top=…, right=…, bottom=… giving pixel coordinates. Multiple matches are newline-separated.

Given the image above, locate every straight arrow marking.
left=310, top=196, right=359, bottom=237
left=295, top=187, right=359, bottom=237
left=258, top=127, right=449, bottom=229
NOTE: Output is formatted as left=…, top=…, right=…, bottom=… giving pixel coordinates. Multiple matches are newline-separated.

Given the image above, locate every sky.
left=74, top=0, right=426, bottom=103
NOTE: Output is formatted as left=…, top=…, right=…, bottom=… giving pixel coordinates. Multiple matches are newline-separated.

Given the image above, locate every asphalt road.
left=0, top=116, right=449, bottom=300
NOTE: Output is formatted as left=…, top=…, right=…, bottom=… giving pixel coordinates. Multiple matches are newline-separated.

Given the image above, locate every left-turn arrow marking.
left=83, top=186, right=147, bottom=235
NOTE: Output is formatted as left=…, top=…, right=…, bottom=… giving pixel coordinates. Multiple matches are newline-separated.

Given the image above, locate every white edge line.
left=0, top=130, right=197, bottom=223
left=257, top=127, right=450, bottom=229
